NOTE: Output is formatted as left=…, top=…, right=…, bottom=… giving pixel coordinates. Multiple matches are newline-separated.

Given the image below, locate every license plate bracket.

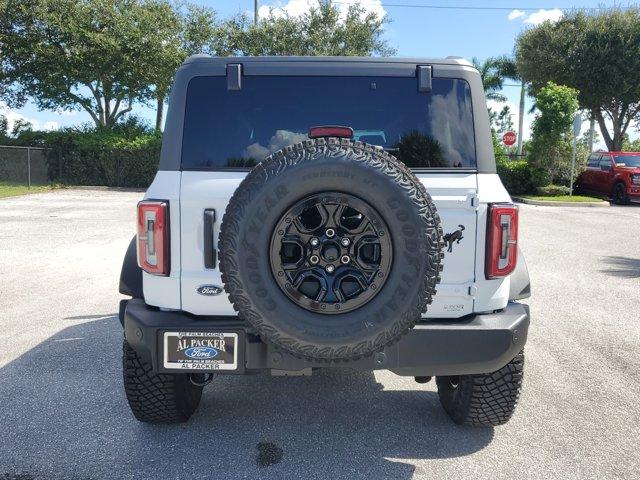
left=162, top=331, right=241, bottom=372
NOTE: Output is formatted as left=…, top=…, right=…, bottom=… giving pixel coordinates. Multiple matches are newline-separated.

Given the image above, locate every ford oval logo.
left=184, top=347, right=219, bottom=359
left=197, top=285, right=223, bottom=296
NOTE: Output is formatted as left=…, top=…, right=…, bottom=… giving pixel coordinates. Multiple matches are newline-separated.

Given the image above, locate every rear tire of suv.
left=122, top=340, right=203, bottom=424
left=613, top=182, right=630, bottom=205
left=435, top=351, right=524, bottom=427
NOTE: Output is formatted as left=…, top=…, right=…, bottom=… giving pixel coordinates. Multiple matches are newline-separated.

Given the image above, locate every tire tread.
left=122, top=340, right=202, bottom=424
left=436, top=351, right=524, bottom=427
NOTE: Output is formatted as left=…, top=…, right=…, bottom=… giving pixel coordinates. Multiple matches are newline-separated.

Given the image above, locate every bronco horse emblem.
left=443, top=225, right=465, bottom=253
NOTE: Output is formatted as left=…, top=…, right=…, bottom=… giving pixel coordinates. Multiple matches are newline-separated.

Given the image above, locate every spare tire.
left=219, top=138, right=443, bottom=362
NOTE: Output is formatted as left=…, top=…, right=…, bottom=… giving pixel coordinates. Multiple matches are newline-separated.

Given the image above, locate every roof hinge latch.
left=417, top=65, right=432, bottom=93
left=227, top=63, right=242, bottom=91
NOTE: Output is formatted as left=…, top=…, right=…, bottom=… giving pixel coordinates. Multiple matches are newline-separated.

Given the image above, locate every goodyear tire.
left=219, top=138, right=444, bottom=362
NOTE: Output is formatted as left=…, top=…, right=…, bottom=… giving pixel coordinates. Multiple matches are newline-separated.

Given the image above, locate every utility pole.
left=254, top=0, right=258, bottom=25
left=517, top=83, right=525, bottom=157
left=570, top=114, right=582, bottom=196
left=588, top=113, right=595, bottom=152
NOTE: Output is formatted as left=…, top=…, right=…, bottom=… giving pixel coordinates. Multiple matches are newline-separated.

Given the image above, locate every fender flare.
left=509, top=246, right=531, bottom=300
left=119, top=236, right=143, bottom=299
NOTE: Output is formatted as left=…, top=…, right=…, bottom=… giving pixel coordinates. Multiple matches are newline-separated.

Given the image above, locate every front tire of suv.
left=435, top=351, right=524, bottom=427
left=613, top=182, right=630, bottom=205
left=122, top=340, right=203, bottom=424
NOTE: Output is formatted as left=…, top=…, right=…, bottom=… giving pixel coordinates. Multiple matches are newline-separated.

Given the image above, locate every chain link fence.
left=0, top=145, right=50, bottom=187
left=0, top=144, right=160, bottom=188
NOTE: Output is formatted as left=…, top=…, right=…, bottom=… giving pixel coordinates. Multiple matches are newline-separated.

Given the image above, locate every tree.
left=620, top=133, right=640, bottom=151
left=394, top=130, right=446, bottom=168
left=222, top=1, right=395, bottom=56
left=495, top=55, right=526, bottom=156
left=490, top=105, right=515, bottom=138
left=145, top=4, right=224, bottom=130
left=0, top=0, right=175, bottom=129
left=528, top=82, right=579, bottom=185
left=516, top=8, right=640, bottom=151
left=0, top=113, right=8, bottom=139
left=472, top=57, right=507, bottom=101
left=579, top=126, right=599, bottom=150
left=10, top=118, right=33, bottom=137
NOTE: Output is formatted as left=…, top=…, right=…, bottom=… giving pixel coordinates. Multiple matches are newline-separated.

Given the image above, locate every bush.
left=527, top=82, right=580, bottom=187
left=496, top=159, right=536, bottom=195
left=48, top=146, right=160, bottom=187
left=536, top=184, right=571, bottom=196
left=21, top=119, right=163, bottom=188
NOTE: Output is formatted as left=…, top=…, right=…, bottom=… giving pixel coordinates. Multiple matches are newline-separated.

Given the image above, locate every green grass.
left=0, top=181, right=64, bottom=199
left=521, top=194, right=604, bottom=203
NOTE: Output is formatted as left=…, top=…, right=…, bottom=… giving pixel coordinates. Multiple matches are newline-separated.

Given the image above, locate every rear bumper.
left=122, top=298, right=529, bottom=376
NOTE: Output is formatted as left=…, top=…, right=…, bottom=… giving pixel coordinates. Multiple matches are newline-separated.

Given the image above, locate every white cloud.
left=335, top=0, right=385, bottom=20
left=42, top=120, right=60, bottom=130
left=244, top=129, right=308, bottom=160
left=508, top=9, right=526, bottom=21
left=524, top=8, right=564, bottom=26
left=258, top=0, right=386, bottom=21
left=0, top=101, right=60, bottom=133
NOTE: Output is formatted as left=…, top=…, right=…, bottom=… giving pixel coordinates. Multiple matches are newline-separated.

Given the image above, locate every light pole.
left=570, top=114, right=582, bottom=196
left=254, top=0, right=258, bottom=25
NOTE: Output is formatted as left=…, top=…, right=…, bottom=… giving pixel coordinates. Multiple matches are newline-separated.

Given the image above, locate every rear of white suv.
left=119, top=56, right=530, bottom=426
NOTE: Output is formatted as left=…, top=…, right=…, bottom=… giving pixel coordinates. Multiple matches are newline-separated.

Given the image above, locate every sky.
left=2, top=0, right=637, bottom=146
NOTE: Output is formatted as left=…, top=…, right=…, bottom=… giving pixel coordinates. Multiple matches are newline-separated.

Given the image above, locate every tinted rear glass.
left=587, top=154, right=601, bottom=167
left=181, top=76, right=476, bottom=170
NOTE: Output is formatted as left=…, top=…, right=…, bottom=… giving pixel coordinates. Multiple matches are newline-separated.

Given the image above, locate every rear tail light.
left=137, top=201, right=169, bottom=275
left=486, top=204, right=518, bottom=279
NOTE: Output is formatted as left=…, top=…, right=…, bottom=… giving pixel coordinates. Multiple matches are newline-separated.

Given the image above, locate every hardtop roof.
left=183, top=55, right=473, bottom=68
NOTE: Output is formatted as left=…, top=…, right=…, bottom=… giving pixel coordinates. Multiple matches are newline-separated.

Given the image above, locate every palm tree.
left=471, top=57, right=507, bottom=102
left=495, top=56, right=526, bottom=156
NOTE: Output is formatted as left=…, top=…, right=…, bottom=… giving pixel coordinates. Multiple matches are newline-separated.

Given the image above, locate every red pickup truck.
left=576, top=151, right=640, bottom=204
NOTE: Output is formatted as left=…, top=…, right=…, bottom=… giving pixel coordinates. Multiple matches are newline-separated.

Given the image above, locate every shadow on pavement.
left=63, top=314, right=118, bottom=321
left=0, top=318, right=494, bottom=480
left=600, top=255, right=640, bottom=278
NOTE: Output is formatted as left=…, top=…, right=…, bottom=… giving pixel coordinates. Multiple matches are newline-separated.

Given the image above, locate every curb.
left=512, top=197, right=610, bottom=208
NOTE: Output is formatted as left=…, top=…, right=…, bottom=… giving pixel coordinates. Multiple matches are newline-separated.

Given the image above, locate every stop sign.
left=502, top=131, right=517, bottom=146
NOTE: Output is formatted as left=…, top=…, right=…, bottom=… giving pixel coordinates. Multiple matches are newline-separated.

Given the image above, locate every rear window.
left=181, top=76, right=476, bottom=170
left=587, top=154, right=601, bottom=167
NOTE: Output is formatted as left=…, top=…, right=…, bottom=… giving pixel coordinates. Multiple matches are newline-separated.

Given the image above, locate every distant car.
left=576, top=151, right=640, bottom=204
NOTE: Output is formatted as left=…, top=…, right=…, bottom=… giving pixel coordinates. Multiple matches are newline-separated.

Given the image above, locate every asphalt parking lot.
left=0, top=189, right=639, bottom=480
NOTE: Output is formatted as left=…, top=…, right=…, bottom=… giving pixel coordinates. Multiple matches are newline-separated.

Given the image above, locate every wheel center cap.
left=321, top=243, right=339, bottom=262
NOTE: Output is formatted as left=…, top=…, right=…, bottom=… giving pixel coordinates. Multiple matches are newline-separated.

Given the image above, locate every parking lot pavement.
left=0, top=189, right=639, bottom=480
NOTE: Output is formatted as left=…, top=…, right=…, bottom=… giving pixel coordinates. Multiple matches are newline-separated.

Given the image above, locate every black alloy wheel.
left=270, top=192, right=392, bottom=314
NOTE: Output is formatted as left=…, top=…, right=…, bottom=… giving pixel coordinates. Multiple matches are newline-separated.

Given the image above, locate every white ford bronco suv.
left=119, top=56, right=531, bottom=426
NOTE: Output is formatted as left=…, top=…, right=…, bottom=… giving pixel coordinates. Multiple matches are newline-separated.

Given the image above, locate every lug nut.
left=325, top=264, right=335, bottom=273
left=310, top=255, right=319, bottom=264
left=341, top=237, right=350, bottom=247
left=340, top=255, right=350, bottom=264
left=310, top=237, right=319, bottom=247
left=326, top=228, right=335, bottom=238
